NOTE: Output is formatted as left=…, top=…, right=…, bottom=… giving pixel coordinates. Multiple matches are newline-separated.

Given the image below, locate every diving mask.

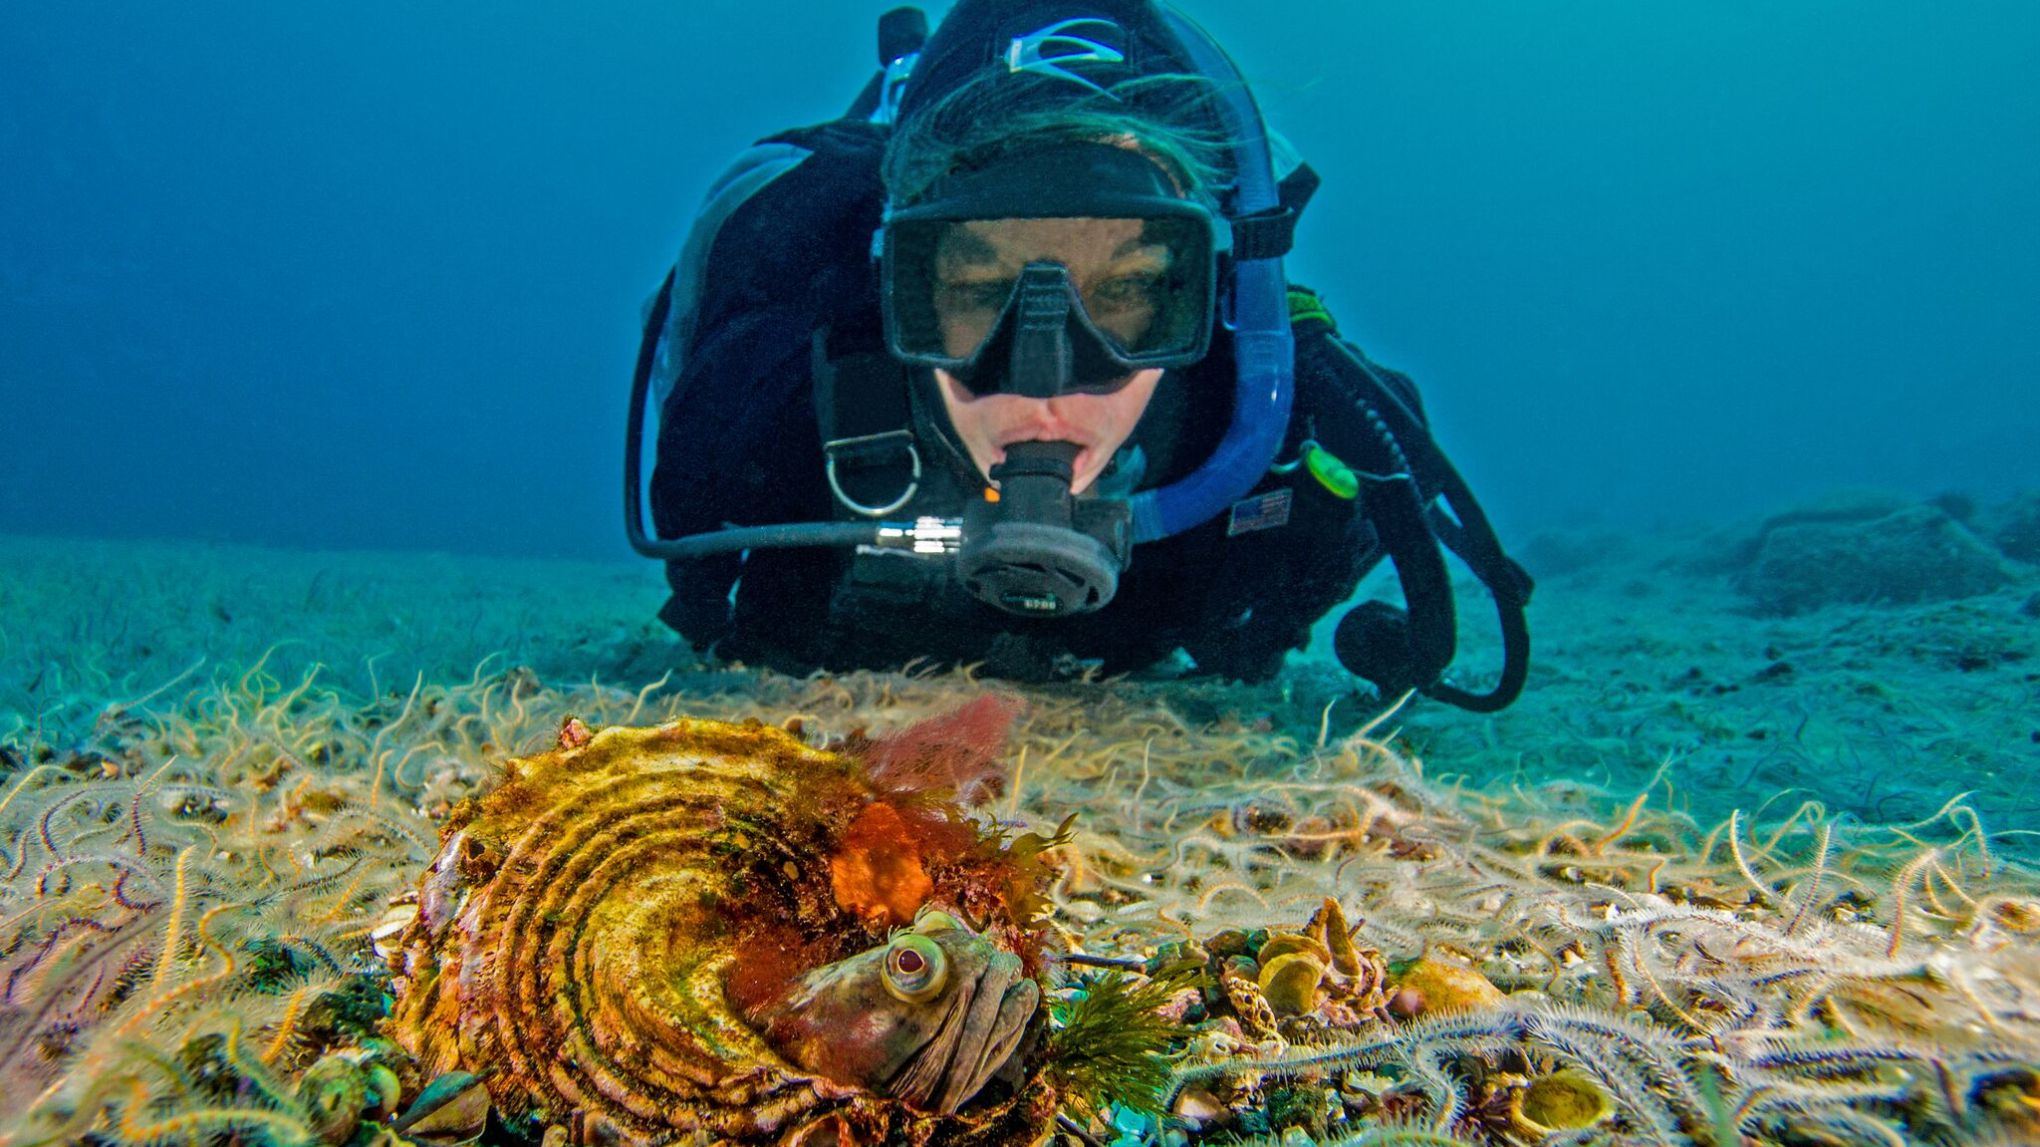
left=881, top=142, right=1218, bottom=398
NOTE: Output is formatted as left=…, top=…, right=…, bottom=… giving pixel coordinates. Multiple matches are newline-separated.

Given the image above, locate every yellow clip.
left=1304, top=444, right=1359, bottom=500
left=1287, top=286, right=1337, bottom=332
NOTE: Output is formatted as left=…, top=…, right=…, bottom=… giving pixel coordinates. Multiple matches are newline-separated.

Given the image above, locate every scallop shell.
left=385, top=716, right=1051, bottom=1145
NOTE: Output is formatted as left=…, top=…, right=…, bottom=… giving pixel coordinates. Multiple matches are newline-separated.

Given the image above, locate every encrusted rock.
left=1734, top=501, right=2011, bottom=614
left=1983, top=490, right=2040, bottom=563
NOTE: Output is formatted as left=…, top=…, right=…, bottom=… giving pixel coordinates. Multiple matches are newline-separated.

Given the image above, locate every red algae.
left=861, top=695, right=1023, bottom=806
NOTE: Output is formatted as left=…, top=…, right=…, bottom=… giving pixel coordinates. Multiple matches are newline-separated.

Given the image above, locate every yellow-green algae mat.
left=2, top=661, right=2038, bottom=1146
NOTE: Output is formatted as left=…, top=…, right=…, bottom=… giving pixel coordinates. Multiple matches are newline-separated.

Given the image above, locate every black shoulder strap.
left=814, top=325, right=921, bottom=518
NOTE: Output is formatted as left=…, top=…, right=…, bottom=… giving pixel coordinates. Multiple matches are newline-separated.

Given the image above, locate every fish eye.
left=883, top=934, right=948, bottom=1004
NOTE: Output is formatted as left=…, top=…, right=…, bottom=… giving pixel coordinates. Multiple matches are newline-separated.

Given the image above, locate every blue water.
left=3, top=0, right=2036, bottom=559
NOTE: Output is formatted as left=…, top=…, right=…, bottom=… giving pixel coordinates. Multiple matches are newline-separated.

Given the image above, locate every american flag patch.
left=1226, top=488, right=1293, bottom=536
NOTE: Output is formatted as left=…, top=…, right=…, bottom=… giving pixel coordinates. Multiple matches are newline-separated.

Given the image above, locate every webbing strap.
left=814, top=327, right=921, bottom=517
left=1229, top=162, right=1322, bottom=261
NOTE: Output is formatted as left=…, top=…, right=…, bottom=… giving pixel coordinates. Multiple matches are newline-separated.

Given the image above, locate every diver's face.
left=931, top=217, right=1167, bottom=494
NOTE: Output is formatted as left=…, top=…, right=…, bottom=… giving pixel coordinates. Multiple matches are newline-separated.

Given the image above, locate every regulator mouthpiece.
left=957, top=441, right=1128, bottom=617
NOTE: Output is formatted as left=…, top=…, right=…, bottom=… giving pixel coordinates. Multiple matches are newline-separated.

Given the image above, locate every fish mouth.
left=891, top=949, right=1040, bottom=1114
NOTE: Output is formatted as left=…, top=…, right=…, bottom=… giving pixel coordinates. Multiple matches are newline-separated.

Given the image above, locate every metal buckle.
left=824, top=430, right=921, bottom=517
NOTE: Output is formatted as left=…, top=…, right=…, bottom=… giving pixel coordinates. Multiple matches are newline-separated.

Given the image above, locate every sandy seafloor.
left=2, top=496, right=2038, bottom=1146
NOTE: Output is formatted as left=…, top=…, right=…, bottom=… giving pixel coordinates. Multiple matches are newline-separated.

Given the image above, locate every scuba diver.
left=624, top=0, right=1534, bottom=711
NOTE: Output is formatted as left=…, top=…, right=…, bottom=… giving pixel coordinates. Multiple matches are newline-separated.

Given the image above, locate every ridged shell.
left=388, top=720, right=854, bottom=1142
left=385, top=716, right=1048, bottom=1146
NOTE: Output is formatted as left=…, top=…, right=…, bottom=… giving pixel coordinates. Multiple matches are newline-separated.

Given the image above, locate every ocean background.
left=4, top=4, right=2040, bottom=1144
left=4, top=0, right=2035, bottom=555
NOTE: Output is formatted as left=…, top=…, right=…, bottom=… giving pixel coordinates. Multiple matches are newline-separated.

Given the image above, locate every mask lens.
left=1079, top=216, right=1206, bottom=356
left=885, top=215, right=1212, bottom=366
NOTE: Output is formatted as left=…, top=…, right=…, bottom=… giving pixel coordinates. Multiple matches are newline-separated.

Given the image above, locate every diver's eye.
left=883, top=934, right=948, bottom=1004
left=1089, top=270, right=1163, bottom=310
left=937, top=278, right=1016, bottom=314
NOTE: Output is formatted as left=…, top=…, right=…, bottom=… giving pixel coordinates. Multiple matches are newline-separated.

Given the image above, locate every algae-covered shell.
left=371, top=902, right=418, bottom=961
left=1511, top=1067, right=1616, bottom=1135
left=1393, top=957, right=1505, bottom=1015
left=1258, top=953, right=1326, bottom=1016
left=293, top=1050, right=408, bottom=1146
left=387, top=720, right=847, bottom=1142
left=1309, top=897, right=1365, bottom=979
left=297, top=1054, right=370, bottom=1147
left=394, top=1071, right=492, bottom=1146
left=1257, top=932, right=1332, bottom=967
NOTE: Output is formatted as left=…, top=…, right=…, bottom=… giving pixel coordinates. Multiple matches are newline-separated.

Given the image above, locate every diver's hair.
left=883, top=69, right=1237, bottom=209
